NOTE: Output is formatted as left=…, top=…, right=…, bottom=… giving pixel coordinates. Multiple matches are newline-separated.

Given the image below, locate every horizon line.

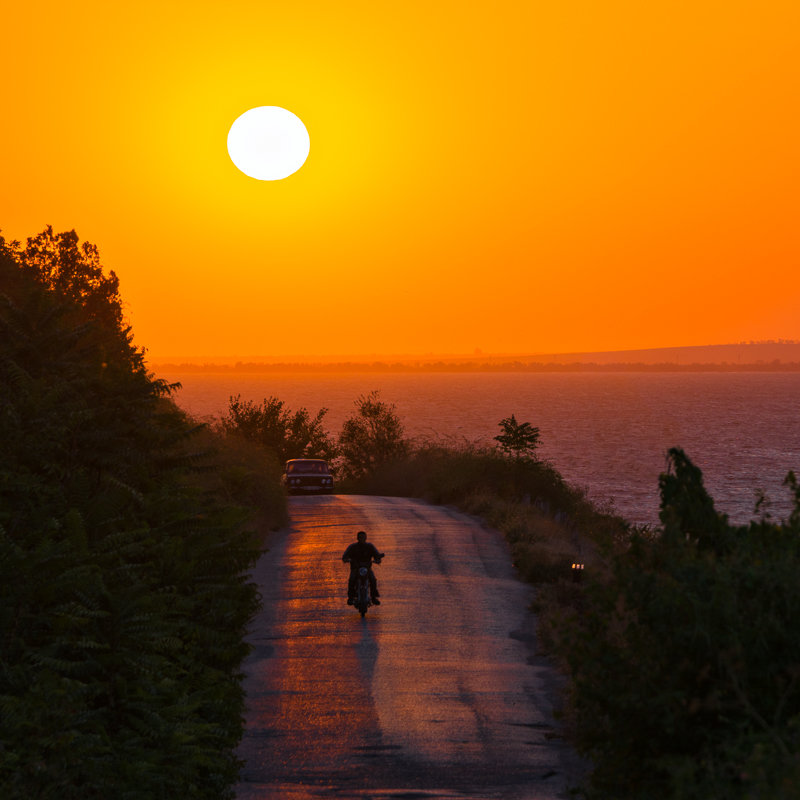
left=145, top=340, right=800, bottom=365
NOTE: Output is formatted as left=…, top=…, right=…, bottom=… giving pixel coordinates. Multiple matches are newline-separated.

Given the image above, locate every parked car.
left=282, top=459, right=334, bottom=495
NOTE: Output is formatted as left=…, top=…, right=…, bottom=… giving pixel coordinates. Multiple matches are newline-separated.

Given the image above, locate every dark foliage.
left=353, top=440, right=581, bottom=511
left=336, top=391, right=408, bottom=480
left=558, top=447, right=800, bottom=799
left=218, top=394, right=336, bottom=464
left=0, top=231, right=263, bottom=799
left=494, top=414, right=541, bottom=460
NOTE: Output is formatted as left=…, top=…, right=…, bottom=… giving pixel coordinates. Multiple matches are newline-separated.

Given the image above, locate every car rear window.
left=286, top=461, right=329, bottom=474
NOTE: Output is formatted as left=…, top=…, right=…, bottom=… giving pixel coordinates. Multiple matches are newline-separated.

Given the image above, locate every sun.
left=227, top=106, right=310, bottom=181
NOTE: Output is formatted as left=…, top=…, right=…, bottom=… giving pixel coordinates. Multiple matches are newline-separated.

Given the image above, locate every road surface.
left=235, top=495, right=586, bottom=799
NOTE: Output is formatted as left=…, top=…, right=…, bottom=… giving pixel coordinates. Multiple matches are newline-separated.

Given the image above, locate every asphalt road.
left=235, top=495, right=586, bottom=800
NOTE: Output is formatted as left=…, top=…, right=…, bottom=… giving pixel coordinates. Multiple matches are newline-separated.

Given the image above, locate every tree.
left=12, top=225, right=126, bottom=337
left=0, top=232, right=261, bottom=798
left=494, top=414, right=541, bottom=461
left=658, top=446, right=729, bottom=550
left=337, top=390, right=408, bottom=480
left=218, top=394, right=336, bottom=463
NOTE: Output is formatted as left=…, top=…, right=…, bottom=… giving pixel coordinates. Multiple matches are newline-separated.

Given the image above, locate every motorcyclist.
left=342, top=530, right=385, bottom=605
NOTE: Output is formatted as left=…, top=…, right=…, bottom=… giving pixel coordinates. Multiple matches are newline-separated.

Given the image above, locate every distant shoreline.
left=147, top=342, right=800, bottom=373
left=152, top=361, right=800, bottom=374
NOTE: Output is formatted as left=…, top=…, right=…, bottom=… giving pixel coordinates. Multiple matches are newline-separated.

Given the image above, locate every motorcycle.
left=350, top=557, right=382, bottom=618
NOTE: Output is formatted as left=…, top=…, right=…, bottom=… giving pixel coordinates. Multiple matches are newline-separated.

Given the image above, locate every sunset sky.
left=2, top=1, right=799, bottom=359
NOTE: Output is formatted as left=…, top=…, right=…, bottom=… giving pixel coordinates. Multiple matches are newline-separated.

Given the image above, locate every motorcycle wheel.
left=357, top=587, right=369, bottom=617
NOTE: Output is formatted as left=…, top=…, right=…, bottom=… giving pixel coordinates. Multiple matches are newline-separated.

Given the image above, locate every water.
left=159, top=371, right=800, bottom=526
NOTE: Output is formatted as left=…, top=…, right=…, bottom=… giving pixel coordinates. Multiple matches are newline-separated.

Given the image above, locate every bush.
left=356, top=440, right=586, bottom=512
left=554, top=448, right=800, bottom=799
left=350, top=440, right=623, bottom=585
left=217, top=394, right=335, bottom=464
left=187, top=424, right=288, bottom=534
left=336, top=391, right=408, bottom=481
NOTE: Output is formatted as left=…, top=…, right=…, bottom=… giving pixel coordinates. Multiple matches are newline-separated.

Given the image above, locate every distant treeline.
left=155, top=360, right=800, bottom=373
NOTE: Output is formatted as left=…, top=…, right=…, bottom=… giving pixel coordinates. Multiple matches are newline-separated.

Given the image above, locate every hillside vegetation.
left=0, top=229, right=285, bottom=799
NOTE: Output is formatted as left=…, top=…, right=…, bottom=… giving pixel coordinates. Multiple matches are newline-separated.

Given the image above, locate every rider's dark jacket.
left=341, top=541, right=383, bottom=566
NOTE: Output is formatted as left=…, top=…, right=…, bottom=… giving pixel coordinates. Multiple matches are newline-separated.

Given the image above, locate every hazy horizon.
left=147, top=340, right=800, bottom=365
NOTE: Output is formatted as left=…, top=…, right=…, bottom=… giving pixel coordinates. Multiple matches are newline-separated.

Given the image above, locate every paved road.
left=235, top=495, right=586, bottom=799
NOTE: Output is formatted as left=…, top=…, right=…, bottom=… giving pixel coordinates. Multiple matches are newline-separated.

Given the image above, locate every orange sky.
left=2, top=1, right=799, bottom=358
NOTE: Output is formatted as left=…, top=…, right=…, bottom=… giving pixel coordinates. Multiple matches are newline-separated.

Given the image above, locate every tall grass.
left=348, top=441, right=630, bottom=584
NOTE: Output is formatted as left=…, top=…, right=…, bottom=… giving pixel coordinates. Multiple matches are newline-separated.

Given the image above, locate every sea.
left=159, top=371, right=800, bottom=527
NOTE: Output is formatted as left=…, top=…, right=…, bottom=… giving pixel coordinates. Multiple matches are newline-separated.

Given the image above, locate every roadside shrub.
left=188, top=424, right=288, bottom=534
left=356, top=441, right=590, bottom=516
left=352, top=440, right=621, bottom=585
left=555, top=448, right=800, bottom=799
left=336, top=390, right=409, bottom=480
left=217, top=394, right=336, bottom=464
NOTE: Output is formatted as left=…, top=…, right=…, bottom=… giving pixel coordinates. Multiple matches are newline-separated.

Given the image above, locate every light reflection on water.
left=161, top=371, right=800, bottom=526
